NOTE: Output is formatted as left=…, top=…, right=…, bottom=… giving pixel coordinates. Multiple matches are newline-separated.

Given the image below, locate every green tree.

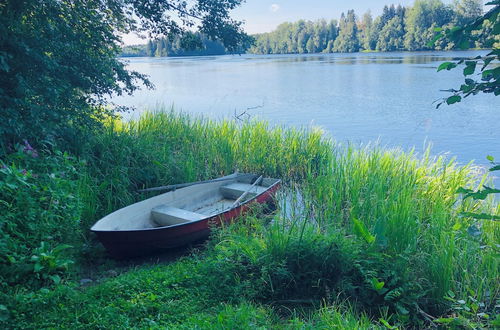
left=404, top=0, right=454, bottom=50
left=359, top=11, right=374, bottom=51
left=333, top=10, right=360, bottom=52
left=326, top=20, right=339, bottom=45
left=0, top=0, right=248, bottom=150
left=381, top=5, right=397, bottom=25
left=155, top=39, right=165, bottom=57
left=376, top=5, right=406, bottom=51
left=368, top=17, right=382, bottom=50
left=377, top=16, right=406, bottom=51
left=324, top=40, right=335, bottom=53
left=146, top=40, right=156, bottom=57
left=297, top=21, right=310, bottom=53
left=306, top=38, right=316, bottom=53
left=453, top=0, right=484, bottom=25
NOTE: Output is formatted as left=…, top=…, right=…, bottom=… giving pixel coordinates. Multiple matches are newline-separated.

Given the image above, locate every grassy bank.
left=1, top=111, right=498, bottom=328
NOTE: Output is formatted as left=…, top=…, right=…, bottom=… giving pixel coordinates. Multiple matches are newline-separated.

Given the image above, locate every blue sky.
left=123, top=0, right=460, bottom=44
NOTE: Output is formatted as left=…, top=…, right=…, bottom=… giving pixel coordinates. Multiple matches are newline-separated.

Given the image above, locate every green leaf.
left=446, top=95, right=462, bottom=105
left=379, top=318, right=397, bottom=329
left=437, top=62, right=457, bottom=72
left=482, top=57, right=494, bottom=70
left=395, top=303, right=409, bottom=315
left=482, top=185, right=500, bottom=194
left=352, top=218, right=375, bottom=244
left=460, top=84, right=474, bottom=93
left=447, top=290, right=456, bottom=299
left=427, top=34, right=443, bottom=47
left=482, top=67, right=500, bottom=80
left=486, top=155, right=495, bottom=162
left=463, top=61, right=477, bottom=76
left=33, top=262, right=44, bottom=273
left=489, top=165, right=500, bottom=172
left=487, top=48, right=500, bottom=57
left=459, top=185, right=500, bottom=200
left=492, top=314, right=500, bottom=327
left=53, top=244, right=72, bottom=253
left=49, top=275, right=61, bottom=284
left=371, top=278, right=385, bottom=291
left=461, top=212, right=500, bottom=221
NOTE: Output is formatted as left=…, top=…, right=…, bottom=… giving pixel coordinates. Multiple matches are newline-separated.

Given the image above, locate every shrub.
left=0, top=144, right=82, bottom=289
left=197, top=214, right=427, bottom=324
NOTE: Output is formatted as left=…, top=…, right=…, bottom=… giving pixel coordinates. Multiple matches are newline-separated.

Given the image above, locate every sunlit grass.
left=78, top=109, right=332, bottom=228
left=301, top=145, right=498, bottom=311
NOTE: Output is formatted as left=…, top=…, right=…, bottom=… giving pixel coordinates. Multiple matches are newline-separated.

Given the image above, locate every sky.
left=122, top=0, right=459, bottom=45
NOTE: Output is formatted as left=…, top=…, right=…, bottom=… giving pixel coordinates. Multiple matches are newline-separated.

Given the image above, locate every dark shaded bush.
left=0, top=145, right=82, bottom=288
left=195, top=216, right=427, bottom=322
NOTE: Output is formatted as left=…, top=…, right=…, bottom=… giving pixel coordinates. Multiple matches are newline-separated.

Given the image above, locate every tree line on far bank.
left=122, top=32, right=229, bottom=57
left=124, top=0, right=493, bottom=57
left=250, top=0, right=493, bottom=54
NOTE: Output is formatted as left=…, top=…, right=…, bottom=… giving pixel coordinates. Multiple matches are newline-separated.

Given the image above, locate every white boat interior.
left=91, top=174, right=279, bottom=231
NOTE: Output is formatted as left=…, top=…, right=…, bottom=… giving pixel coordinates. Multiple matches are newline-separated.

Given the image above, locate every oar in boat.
left=137, top=173, right=255, bottom=193
left=230, top=175, right=263, bottom=209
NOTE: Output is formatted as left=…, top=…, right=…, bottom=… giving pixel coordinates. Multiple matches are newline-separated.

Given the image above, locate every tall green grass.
left=2, top=110, right=498, bottom=328
left=78, top=110, right=497, bottom=323
left=78, top=110, right=331, bottom=229
left=303, top=146, right=498, bottom=307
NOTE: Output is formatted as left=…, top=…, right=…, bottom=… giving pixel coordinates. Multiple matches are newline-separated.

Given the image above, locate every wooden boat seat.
left=151, top=205, right=206, bottom=227
left=220, top=183, right=268, bottom=200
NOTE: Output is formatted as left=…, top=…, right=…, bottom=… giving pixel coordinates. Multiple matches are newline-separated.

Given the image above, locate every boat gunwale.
left=90, top=178, right=281, bottom=234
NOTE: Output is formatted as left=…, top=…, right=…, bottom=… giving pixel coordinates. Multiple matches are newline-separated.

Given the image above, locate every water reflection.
left=153, top=51, right=482, bottom=66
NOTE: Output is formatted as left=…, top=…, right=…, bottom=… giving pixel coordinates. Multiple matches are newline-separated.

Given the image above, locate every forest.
left=250, top=0, right=494, bottom=54
left=122, top=32, right=228, bottom=57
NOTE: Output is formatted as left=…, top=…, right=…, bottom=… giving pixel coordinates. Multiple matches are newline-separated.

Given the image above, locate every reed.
left=78, top=109, right=332, bottom=228
left=300, top=145, right=498, bottom=314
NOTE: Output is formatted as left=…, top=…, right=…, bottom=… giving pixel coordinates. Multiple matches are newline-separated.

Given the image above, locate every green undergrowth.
left=1, top=110, right=499, bottom=328
left=7, top=238, right=376, bottom=329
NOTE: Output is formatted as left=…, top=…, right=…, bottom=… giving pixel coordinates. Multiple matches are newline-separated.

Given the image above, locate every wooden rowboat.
left=91, top=173, right=281, bottom=258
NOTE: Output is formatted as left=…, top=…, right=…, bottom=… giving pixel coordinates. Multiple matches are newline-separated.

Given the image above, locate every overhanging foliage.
left=0, top=0, right=248, bottom=150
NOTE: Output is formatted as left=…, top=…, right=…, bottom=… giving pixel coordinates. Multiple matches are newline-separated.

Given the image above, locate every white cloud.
left=270, top=4, right=280, bottom=13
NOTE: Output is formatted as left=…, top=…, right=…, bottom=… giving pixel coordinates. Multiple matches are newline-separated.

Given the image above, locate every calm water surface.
left=115, top=51, right=499, bottom=172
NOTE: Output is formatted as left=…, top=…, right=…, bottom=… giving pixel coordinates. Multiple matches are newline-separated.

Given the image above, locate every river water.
left=115, top=51, right=499, bottom=173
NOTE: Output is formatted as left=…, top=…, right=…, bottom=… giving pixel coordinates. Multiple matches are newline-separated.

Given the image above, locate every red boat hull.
left=93, top=183, right=280, bottom=258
